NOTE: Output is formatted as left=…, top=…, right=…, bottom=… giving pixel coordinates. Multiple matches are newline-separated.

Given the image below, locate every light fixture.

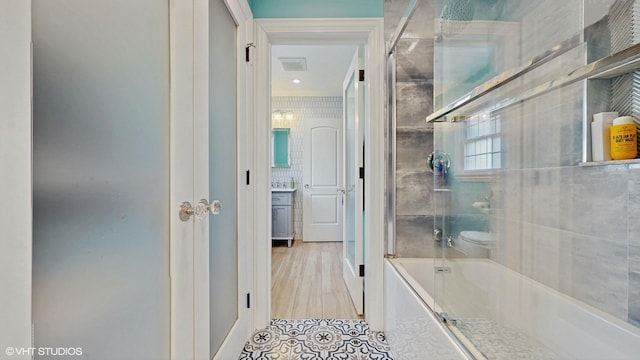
left=272, top=110, right=283, bottom=121
left=285, top=112, right=294, bottom=121
left=292, top=79, right=301, bottom=84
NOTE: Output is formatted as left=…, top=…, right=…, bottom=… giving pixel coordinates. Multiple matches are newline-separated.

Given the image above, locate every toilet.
left=457, top=231, right=491, bottom=258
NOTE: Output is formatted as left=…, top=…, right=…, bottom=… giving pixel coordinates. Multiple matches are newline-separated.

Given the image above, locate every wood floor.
left=271, top=240, right=363, bottom=319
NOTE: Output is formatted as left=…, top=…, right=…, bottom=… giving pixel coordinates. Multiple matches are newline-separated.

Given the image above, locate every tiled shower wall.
left=271, top=96, right=343, bottom=240
left=388, top=0, right=439, bottom=257
left=447, top=2, right=640, bottom=327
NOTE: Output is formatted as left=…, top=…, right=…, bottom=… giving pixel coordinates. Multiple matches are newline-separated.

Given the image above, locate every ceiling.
left=271, top=45, right=358, bottom=97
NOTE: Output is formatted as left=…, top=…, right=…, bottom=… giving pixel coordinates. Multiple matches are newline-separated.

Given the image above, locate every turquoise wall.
left=250, top=0, right=383, bottom=18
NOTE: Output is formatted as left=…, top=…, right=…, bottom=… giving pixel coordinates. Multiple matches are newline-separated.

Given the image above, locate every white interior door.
left=302, top=118, right=343, bottom=242
left=342, top=49, right=364, bottom=315
left=31, top=1, right=173, bottom=359
left=2, top=2, right=251, bottom=359
left=192, top=0, right=251, bottom=359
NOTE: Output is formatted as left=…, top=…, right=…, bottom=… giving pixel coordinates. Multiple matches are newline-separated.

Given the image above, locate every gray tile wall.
left=394, top=78, right=436, bottom=257
left=491, top=162, right=640, bottom=325
left=486, top=74, right=640, bottom=327
left=388, top=0, right=439, bottom=258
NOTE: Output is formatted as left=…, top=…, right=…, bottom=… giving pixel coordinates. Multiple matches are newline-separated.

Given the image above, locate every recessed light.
left=292, top=79, right=301, bottom=84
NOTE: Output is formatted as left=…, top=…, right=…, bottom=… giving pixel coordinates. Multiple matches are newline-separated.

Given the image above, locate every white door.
left=192, top=0, right=251, bottom=359
left=31, top=1, right=173, bottom=359
left=342, top=50, right=365, bottom=315
left=302, top=118, right=344, bottom=242
left=19, top=1, right=251, bottom=359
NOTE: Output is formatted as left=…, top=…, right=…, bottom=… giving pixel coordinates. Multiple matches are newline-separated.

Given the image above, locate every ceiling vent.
left=278, top=57, right=307, bottom=71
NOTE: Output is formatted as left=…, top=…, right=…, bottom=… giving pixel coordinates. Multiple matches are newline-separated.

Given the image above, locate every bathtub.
left=384, top=258, right=640, bottom=360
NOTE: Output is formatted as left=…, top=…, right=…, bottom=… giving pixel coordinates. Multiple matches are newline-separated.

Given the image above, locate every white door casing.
left=170, top=1, right=196, bottom=357
left=342, top=49, right=365, bottom=315
left=253, top=18, right=385, bottom=330
left=0, top=0, right=32, bottom=352
left=302, top=118, right=343, bottom=242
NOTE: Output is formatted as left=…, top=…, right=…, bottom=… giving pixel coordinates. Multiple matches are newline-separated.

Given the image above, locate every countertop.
left=271, top=188, right=297, bottom=193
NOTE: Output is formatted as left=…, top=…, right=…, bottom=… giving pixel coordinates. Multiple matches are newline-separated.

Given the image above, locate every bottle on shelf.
left=610, top=116, right=638, bottom=160
left=591, top=112, right=617, bottom=161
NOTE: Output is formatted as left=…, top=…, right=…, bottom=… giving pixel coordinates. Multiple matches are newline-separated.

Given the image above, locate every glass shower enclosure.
left=387, top=0, right=640, bottom=358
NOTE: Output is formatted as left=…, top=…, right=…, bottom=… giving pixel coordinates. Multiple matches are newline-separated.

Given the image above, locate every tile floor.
left=239, top=319, right=394, bottom=360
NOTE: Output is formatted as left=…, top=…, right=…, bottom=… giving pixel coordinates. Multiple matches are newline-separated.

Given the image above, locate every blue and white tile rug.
left=240, top=319, right=394, bottom=360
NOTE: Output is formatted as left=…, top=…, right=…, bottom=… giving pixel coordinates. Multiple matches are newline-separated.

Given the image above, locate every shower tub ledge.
left=384, top=258, right=640, bottom=360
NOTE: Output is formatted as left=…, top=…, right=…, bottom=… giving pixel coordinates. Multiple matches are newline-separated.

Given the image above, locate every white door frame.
left=253, top=18, right=385, bottom=331
left=0, top=0, right=32, bottom=351
left=171, top=0, right=253, bottom=358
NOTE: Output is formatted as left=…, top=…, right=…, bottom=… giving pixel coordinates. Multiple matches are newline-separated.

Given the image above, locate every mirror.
left=272, top=128, right=290, bottom=167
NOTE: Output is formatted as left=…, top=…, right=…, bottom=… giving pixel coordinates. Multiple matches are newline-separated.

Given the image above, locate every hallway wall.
left=251, top=0, right=383, bottom=18
left=272, top=96, right=343, bottom=240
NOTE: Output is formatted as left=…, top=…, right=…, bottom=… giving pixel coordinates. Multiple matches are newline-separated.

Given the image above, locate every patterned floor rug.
left=239, top=319, right=394, bottom=360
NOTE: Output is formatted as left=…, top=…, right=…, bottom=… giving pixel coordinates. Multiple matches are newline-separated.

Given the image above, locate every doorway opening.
left=253, top=18, right=386, bottom=331
left=269, top=44, right=362, bottom=319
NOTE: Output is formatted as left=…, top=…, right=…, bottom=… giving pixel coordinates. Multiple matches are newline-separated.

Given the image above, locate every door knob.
left=304, top=184, right=310, bottom=189
left=179, top=201, right=195, bottom=222
left=178, top=199, right=222, bottom=222
left=337, top=188, right=346, bottom=194
left=200, top=198, right=222, bottom=215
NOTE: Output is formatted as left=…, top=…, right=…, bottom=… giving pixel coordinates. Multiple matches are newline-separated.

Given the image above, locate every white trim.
left=0, top=0, right=32, bottom=352
left=253, top=18, right=386, bottom=331
left=253, top=21, right=272, bottom=329
left=193, top=0, right=210, bottom=358
left=169, top=0, right=196, bottom=358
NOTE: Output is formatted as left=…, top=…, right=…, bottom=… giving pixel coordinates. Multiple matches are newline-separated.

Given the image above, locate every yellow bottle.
left=610, top=116, right=638, bottom=160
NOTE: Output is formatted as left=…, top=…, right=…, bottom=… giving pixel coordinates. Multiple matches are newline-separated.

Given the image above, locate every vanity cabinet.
left=272, top=189, right=296, bottom=247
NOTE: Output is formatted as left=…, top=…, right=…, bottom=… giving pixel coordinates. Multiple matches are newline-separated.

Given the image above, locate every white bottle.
left=591, top=112, right=618, bottom=161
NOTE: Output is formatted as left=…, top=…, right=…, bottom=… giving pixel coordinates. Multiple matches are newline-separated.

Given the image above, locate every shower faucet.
left=427, top=151, right=451, bottom=176
left=433, top=228, right=443, bottom=242
left=433, top=228, right=455, bottom=248
left=446, top=235, right=455, bottom=248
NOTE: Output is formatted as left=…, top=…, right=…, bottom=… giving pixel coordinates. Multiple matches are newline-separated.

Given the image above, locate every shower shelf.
left=426, top=42, right=640, bottom=123
left=579, top=158, right=640, bottom=167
